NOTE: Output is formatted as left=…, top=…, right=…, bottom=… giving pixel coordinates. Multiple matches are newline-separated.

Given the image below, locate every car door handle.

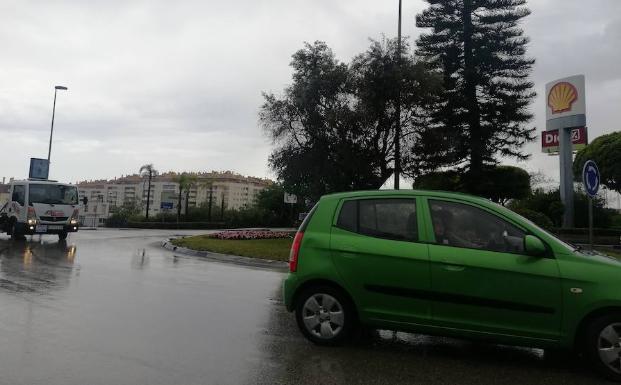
left=442, top=264, right=465, bottom=272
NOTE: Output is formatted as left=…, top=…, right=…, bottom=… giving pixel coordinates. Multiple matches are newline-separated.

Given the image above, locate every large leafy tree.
left=255, top=183, right=306, bottom=225
left=415, top=0, right=536, bottom=193
left=574, top=131, right=621, bottom=194
left=261, top=39, right=440, bottom=201
left=413, top=165, right=530, bottom=205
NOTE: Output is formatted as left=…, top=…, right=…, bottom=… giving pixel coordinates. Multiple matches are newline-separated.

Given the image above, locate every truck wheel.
left=58, top=232, right=68, bottom=241
left=10, top=222, right=25, bottom=241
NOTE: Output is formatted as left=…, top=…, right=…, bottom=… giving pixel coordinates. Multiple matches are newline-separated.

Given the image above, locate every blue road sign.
left=161, top=202, right=174, bottom=210
left=582, top=160, right=600, bottom=197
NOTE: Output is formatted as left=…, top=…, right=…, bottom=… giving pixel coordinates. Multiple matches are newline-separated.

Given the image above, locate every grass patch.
left=171, top=235, right=293, bottom=261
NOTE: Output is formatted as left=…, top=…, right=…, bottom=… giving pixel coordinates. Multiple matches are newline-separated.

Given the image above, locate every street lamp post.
left=48, top=85, right=68, bottom=166
left=394, top=0, right=403, bottom=190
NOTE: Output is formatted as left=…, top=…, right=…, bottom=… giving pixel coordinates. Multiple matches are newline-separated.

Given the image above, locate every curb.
left=161, top=238, right=289, bottom=271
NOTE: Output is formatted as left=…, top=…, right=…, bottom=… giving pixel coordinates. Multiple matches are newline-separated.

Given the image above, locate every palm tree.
left=172, top=173, right=190, bottom=223
left=184, top=174, right=198, bottom=218
left=139, top=164, right=158, bottom=219
left=198, top=179, right=215, bottom=221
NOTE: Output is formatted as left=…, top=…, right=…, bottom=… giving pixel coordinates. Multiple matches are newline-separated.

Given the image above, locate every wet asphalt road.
left=0, top=229, right=610, bottom=384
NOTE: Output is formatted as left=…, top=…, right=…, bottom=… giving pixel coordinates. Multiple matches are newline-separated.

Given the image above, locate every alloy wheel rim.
left=302, top=293, right=344, bottom=339
left=598, top=323, right=621, bottom=374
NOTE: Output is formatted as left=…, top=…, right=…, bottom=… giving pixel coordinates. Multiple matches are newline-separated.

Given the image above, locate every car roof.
left=320, top=189, right=492, bottom=206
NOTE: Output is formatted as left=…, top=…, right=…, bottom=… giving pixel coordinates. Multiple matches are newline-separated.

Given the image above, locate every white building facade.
left=77, top=171, right=272, bottom=226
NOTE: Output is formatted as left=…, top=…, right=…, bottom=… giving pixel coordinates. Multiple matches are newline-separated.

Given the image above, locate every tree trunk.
left=177, top=188, right=182, bottom=223
left=145, top=171, right=152, bottom=219
left=208, top=187, right=213, bottom=222
left=462, top=0, right=483, bottom=193
left=185, top=190, right=190, bottom=218
left=220, top=193, right=225, bottom=220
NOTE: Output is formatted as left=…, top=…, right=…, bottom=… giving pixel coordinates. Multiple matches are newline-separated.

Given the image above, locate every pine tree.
left=415, top=0, right=536, bottom=193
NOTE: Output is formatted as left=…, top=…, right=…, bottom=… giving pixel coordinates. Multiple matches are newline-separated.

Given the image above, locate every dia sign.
left=541, top=126, right=588, bottom=154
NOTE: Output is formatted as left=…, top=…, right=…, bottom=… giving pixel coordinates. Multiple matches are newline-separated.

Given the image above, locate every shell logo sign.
left=548, top=82, right=578, bottom=114
left=545, top=75, right=585, bottom=121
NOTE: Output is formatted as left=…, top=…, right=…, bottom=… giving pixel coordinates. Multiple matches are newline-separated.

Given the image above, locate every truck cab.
left=0, top=179, right=80, bottom=240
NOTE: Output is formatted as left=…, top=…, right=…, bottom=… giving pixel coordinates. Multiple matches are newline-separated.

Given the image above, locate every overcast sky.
left=1, top=0, right=620, bottom=189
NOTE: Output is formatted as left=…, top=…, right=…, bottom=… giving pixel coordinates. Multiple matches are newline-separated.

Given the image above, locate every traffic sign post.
left=582, top=160, right=600, bottom=250
left=284, top=193, right=298, bottom=225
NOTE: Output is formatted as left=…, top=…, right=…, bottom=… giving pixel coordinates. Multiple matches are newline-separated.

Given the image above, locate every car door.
left=330, top=197, right=432, bottom=325
left=424, top=198, right=562, bottom=341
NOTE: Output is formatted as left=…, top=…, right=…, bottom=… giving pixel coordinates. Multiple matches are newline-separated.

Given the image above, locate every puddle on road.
left=0, top=239, right=78, bottom=295
left=131, top=248, right=150, bottom=269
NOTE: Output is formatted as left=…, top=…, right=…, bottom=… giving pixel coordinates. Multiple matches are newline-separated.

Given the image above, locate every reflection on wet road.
left=0, top=229, right=609, bottom=384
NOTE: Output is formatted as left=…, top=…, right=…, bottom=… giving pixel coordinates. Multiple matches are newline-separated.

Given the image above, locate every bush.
left=612, top=214, right=621, bottom=229
left=510, top=208, right=554, bottom=230
left=210, top=230, right=293, bottom=240
left=508, top=188, right=615, bottom=228
left=508, top=189, right=564, bottom=227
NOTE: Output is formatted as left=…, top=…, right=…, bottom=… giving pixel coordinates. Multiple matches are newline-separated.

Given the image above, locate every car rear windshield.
left=29, top=184, right=79, bottom=205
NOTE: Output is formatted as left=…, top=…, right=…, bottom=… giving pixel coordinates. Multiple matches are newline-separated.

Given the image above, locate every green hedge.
left=124, top=222, right=227, bottom=230
left=551, top=228, right=621, bottom=245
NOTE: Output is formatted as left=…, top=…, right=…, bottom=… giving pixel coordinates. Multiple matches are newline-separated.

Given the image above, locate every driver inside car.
left=432, top=210, right=479, bottom=249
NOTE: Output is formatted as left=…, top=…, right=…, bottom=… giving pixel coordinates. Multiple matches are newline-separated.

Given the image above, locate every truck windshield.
left=29, top=184, right=79, bottom=205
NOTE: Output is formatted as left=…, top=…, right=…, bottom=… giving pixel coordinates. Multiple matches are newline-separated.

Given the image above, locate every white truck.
left=0, top=179, right=81, bottom=240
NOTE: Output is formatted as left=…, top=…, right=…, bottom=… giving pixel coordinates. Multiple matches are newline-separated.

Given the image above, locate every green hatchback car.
left=283, top=190, right=621, bottom=381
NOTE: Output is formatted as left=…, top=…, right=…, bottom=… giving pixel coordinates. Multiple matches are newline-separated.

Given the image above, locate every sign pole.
left=545, top=75, right=586, bottom=229
left=559, top=127, right=575, bottom=228
left=588, top=197, right=594, bottom=250
left=582, top=160, right=600, bottom=251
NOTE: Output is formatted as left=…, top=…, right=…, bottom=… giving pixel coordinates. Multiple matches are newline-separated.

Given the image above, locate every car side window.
left=336, top=198, right=418, bottom=242
left=336, top=200, right=357, bottom=232
left=429, top=200, right=525, bottom=254
left=12, top=185, right=25, bottom=206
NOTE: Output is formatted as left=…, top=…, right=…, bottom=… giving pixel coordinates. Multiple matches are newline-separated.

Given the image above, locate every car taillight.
left=289, top=231, right=304, bottom=273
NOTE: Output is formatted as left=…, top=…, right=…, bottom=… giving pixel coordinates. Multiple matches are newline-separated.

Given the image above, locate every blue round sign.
left=582, top=160, right=600, bottom=197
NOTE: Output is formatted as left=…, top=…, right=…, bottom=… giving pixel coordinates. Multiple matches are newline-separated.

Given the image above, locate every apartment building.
left=77, top=171, right=272, bottom=225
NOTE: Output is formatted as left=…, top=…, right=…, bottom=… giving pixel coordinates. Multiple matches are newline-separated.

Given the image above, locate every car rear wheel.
left=585, top=313, right=621, bottom=382
left=295, top=286, right=354, bottom=346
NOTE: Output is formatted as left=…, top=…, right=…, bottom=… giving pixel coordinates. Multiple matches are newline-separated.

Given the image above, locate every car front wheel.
left=585, top=313, right=621, bottom=382
left=295, top=286, right=354, bottom=346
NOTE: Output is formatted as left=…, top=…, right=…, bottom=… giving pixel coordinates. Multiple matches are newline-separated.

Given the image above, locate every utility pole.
left=48, top=85, right=68, bottom=173
left=393, top=0, right=403, bottom=190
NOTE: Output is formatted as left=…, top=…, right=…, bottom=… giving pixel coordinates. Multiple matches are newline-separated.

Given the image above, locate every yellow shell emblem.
left=548, top=82, right=578, bottom=114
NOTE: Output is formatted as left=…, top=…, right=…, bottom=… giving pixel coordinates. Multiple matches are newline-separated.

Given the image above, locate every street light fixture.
left=48, top=85, right=68, bottom=166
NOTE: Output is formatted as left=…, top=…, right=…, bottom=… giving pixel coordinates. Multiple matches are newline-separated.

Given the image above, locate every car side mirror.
left=524, top=235, right=546, bottom=257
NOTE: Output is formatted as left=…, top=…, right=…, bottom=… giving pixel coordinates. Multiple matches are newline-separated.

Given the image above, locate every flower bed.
left=210, top=230, right=293, bottom=240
